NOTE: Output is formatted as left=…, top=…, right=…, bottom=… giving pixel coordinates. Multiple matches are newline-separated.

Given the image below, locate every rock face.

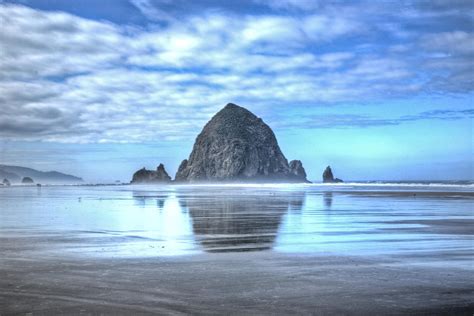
left=322, top=166, right=343, bottom=183
left=289, top=160, right=307, bottom=179
left=175, top=103, right=309, bottom=183
left=2, top=178, right=11, bottom=186
left=21, top=177, right=34, bottom=184
left=131, top=164, right=171, bottom=184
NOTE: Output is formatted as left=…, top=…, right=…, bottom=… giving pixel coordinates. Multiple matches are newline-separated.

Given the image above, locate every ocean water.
left=0, top=183, right=472, bottom=267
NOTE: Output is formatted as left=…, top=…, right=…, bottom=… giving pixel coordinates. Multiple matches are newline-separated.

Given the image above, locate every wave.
left=172, top=181, right=474, bottom=189
left=308, top=181, right=474, bottom=188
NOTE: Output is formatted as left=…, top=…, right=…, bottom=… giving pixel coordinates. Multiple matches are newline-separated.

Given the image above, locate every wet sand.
left=1, top=248, right=473, bottom=315
left=0, top=184, right=473, bottom=315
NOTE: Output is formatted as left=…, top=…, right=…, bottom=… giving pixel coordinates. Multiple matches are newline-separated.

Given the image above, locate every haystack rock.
left=131, top=164, right=171, bottom=184
left=322, top=166, right=343, bottom=183
left=175, top=103, right=309, bottom=183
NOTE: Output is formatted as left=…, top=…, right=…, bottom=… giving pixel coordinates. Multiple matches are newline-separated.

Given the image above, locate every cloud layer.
left=0, top=1, right=473, bottom=143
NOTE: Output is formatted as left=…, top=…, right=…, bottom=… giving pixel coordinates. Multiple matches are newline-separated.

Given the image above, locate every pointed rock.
left=289, top=160, right=307, bottom=179
left=175, top=103, right=309, bottom=183
left=322, top=166, right=343, bottom=183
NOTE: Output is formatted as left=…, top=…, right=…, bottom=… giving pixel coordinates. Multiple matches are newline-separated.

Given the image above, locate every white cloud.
left=422, top=31, right=474, bottom=55
left=0, top=3, right=472, bottom=144
left=130, top=0, right=176, bottom=22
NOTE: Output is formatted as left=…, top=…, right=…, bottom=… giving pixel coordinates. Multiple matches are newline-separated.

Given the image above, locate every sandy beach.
left=0, top=184, right=473, bottom=315
left=1, top=249, right=473, bottom=315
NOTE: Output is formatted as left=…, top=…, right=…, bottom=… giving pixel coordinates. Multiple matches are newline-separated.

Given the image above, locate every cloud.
left=0, top=2, right=472, bottom=143
left=276, top=109, right=474, bottom=129
left=254, top=0, right=322, bottom=12
left=422, top=31, right=474, bottom=55
left=129, top=0, right=176, bottom=22
left=0, top=4, right=127, bottom=80
left=420, top=31, right=474, bottom=93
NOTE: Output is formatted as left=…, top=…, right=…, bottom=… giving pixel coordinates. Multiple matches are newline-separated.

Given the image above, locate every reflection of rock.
left=21, top=177, right=34, bottom=184
left=131, top=164, right=171, bottom=184
left=323, top=192, right=333, bottom=209
left=132, top=191, right=168, bottom=209
left=181, top=191, right=305, bottom=252
left=175, top=103, right=309, bottom=183
left=322, top=166, right=343, bottom=183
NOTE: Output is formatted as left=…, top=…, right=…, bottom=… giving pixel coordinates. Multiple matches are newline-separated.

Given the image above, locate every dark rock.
left=289, top=160, right=307, bottom=179
left=174, top=159, right=189, bottom=182
left=2, top=178, right=11, bottom=186
left=322, top=166, right=343, bottom=183
left=21, top=177, right=34, bottom=184
left=175, top=103, right=309, bottom=183
left=131, top=163, right=171, bottom=184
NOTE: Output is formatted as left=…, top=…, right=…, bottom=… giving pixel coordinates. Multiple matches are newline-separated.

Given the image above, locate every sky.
left=0, top=0, right=473, bottom=182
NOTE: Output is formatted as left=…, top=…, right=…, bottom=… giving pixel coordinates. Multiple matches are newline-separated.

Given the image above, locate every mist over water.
left=1, top=184, right=472, bottom=268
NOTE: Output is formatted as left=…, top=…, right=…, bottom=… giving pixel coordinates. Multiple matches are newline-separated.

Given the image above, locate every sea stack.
left=131, top=164, right=171, bottom=184
left=175, top=103, right=309, bottom=183
left=21, top=177, right=34, bottom=184
left=322, top=166, right=343, bottom=183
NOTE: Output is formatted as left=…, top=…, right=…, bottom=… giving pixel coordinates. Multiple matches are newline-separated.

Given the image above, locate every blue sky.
left=0, top=0, right=472, bottom=182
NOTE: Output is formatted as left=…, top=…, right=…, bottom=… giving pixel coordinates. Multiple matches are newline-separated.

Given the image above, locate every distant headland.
left=0, top=165, right=83, bottom=185
left=132, top=103, right=343, bottom=184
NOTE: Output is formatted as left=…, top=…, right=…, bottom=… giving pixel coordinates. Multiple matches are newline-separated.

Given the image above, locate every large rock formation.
left=322, top=166, right=343, bottom=183
left=175, top=103, right=309, bottom=183
left=131, top=164, right=171, bottom=184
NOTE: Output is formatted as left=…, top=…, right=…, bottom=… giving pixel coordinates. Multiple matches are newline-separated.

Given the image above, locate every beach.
left=0, top=184, right=473, bottom=315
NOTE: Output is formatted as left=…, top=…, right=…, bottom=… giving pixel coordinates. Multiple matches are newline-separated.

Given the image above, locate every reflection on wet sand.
left=179, top=191, right=306, bottom=252
left=1, top=185, right=473, bottom=315
left=323, top=192, right=333, bottom=209
left=132, top=191, right=168, bottom=210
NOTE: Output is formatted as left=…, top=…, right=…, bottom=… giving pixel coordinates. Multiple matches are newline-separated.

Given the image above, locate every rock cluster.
left=175, top=103, right=309, bottom=183
left=131, top=164, right=171, bottom=184
left=322, top=166, right=343, bottom=183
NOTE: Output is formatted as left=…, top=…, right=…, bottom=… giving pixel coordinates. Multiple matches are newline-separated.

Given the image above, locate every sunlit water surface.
left=1, top=184, right=472, bottom=267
